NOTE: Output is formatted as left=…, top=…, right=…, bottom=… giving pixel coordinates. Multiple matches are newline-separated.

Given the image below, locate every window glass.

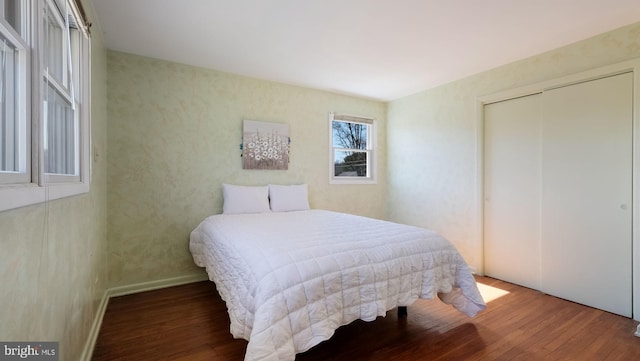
left=45, top=9, right=65, bottom=83
left=44, top=85, right=76, bottom=175
left=2, top=0, right=21, bottom=33
left=0, top=32, right=18, bottom=172
left=69, top=27, right=80, bottom=96
left=334, top=150, right=368, bottom=177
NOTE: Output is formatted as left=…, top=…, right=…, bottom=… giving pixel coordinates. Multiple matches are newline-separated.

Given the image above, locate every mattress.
left=189, top=210, right=485, bottom=361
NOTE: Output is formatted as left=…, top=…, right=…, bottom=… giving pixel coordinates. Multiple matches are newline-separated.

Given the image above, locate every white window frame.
left=0, top=0, right=90, bottom=212
left=329, top=112, right=376, bottom=184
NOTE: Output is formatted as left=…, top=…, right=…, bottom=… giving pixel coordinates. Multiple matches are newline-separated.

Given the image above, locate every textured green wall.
left=0, top=1, right=108, bottom=360
left=106, top=52, right=387, bottom=287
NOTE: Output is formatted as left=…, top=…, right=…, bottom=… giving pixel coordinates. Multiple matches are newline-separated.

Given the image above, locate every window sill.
left=330, top=177, right=377, bottom=185
left=0, top=181, right=89, bottom=212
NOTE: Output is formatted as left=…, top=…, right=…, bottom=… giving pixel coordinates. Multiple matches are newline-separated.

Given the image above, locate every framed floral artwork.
left=242, top=120, right=290, bottom=170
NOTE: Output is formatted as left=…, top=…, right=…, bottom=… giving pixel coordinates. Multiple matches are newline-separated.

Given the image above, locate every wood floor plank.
left=92, top=276, right=640, bottom=360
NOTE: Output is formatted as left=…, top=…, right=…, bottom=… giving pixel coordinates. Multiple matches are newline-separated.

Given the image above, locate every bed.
left=189, top=184, right=486, bottom=361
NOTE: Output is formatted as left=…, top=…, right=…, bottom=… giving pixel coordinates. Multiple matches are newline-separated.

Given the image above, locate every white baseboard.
left=108, top=273, right=209, bottom=298
left=79, top=273, right=209, bottom=361
left=79, top=291, right=109, bottom=361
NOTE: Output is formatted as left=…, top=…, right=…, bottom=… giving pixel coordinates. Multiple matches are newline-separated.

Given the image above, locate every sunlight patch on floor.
left=476, top=282, right=510, bottom=303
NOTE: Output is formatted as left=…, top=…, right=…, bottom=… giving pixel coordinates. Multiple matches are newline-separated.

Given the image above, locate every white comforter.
left=189, top=210, right=485, bottom=361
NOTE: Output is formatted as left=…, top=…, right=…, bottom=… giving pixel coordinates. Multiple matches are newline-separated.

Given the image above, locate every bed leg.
left=398, top=306, right=407, bottom=317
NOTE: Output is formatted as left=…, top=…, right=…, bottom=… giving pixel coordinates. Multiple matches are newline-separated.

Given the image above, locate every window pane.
left=332, top=120, right=367, bottom=149
left=45, top=85, right=76, bottom=175
left=69, top=27, right=80, bottom=97
left=2, top=0, right=21, bottom=33
left=334, top=150, right=368, bottom=177
left=0, top=33, right=18, bottom=172
left=45, top=10, right=64, bottom=82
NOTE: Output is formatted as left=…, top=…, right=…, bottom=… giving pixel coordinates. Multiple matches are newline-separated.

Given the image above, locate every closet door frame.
left=475, top=59, right=640, bottom=320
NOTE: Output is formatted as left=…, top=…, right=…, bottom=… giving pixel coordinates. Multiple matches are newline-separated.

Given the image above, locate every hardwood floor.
left=92, top=276, right=640, bottom=360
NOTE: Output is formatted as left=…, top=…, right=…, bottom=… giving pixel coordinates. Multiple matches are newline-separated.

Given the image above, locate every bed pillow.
left=222, top=184, right=271, bottom=214
left=269, top=184, right=310, bottom=212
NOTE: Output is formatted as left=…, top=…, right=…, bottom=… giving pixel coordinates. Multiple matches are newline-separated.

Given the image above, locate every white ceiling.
left=92, top=0, right=640, bottom=101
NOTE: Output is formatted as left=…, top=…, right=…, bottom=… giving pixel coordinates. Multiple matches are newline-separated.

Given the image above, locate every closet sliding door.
left=484, top=94, right=542, bottom=291
left=484, top=72, right=633, bottom=317
left=540, top=73, right=633, bottom=317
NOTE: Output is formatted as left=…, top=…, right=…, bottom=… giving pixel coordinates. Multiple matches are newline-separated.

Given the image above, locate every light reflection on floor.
left=476, top=282, right=510, bottom=303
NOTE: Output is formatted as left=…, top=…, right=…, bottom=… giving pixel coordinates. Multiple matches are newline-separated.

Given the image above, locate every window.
left=43, top=0, right=89, bottom=184
left=0, top=0, right=91, bottom=212
left=330, top=113, right=376, bottom=184
left=0, top=0, right=29, bottom=185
